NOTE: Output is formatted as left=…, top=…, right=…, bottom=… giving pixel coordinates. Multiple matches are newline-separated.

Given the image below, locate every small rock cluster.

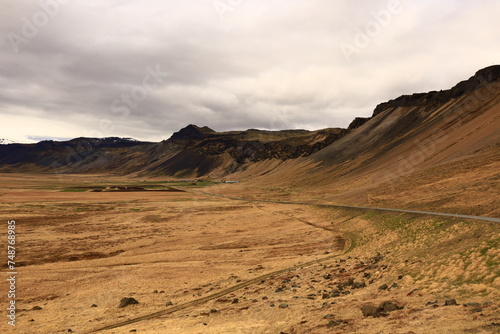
left=361, top=301, right=404, bottom=317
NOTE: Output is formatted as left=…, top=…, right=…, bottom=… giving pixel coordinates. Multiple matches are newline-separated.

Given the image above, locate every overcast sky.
left=1, top=0, right=499, bottom=143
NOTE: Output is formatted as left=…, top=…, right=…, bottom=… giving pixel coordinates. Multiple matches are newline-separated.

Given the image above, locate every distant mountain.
left=0, top=65, right=498, bottom=188
left=0, top=139, right=16, bottom=145
left=0, top=125, right=344, bottom=176
left=170, top=124, right=216, bottom=140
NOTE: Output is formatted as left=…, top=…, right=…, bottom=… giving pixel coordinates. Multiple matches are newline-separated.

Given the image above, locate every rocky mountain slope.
left=220, top=65, right=499, bottom=216
left=0, top=125, right=344, bottom=177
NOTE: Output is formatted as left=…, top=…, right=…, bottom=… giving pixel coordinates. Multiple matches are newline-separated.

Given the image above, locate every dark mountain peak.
left=474, top=64, right=500, bottom=83
left=170, top=124, right=216, bottom=140
left=373, top=64, right=500, bottom=116
left=347, top=117, right=371, bottom=131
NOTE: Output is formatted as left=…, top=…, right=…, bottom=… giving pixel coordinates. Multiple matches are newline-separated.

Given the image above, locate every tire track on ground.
left=251, top=203, right=354, bottom=251
left=89, top=192, right=353, bottom=332
left=89, top=240, right=351, bottom=333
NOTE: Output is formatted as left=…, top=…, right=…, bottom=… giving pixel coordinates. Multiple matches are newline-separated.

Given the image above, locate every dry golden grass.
left=0, top=173, right=498, bottom=334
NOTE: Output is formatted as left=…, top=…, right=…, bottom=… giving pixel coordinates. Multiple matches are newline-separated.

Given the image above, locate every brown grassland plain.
left=0, top=173, right=498, bottom=334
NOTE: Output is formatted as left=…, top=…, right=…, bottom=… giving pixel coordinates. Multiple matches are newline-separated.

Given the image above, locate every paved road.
left=194, top=190, right=500, bottom=223
left=89, top=188, right=498, bottom=332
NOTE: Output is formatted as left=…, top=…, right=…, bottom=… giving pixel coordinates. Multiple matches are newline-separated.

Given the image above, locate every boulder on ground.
left=118, top=297, right=139, bottom=308
left=361, top=304, right=381, bottom=317
left=445, top=299, right=458, bottom=306
left=379, top=301, right=403, bottom=312
left=362, top=300, right=403, bottom=317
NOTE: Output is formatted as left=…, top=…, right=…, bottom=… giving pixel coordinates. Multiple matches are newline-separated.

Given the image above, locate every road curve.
left=89, top=188, right=497, bottom=332
left=192, top=190, right=500, bottom=223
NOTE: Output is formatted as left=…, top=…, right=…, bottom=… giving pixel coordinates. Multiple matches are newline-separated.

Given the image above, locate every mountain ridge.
left=0, top=65, right=498, bottom=185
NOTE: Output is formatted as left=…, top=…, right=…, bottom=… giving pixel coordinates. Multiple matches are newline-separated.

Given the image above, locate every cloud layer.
left=1, top=0, right=499, bottom=142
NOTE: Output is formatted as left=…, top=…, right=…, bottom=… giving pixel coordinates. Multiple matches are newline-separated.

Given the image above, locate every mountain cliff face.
left=0, top=65, right=498, bottom=187
left=238, top=65, right=499, bottom=216
left=310, top=65, right=499, bottom=166
left=373, top=65, right=500, bottom=116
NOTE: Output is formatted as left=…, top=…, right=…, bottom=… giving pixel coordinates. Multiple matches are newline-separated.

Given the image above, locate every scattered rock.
left=464, top=302, right=481, bottom=307
left=322, top=293, right=330, bottom=299
left=130, top=330, right=137, bottom=333
left=483, top=322, right=500, bottom=330
left=68, top=330, right=73, bottom=333
left=398, top=275, right=403, bottom=280
left=279, top=303, right=289, bottom=309
left=262, top=296, right=268, bottom=300
left=379, top=301, right=403, bottom=312
left=327, top=320, right=346, bottom=327
left=470, top=308, right=483, bottom=313
left=270, top=303, right=275, bottom=307
left=32, top=306, right=42, bottom=310
left=331, top=290, right=340, bottom=298
left=29, top=319, right=35, bottom=322
left=91, top=304, right=98, bottom=308
left=324, top=314, right=333, bottom=319
left=210, top=309, right=218, bottom=313
left=153, top=290, right=158, bottom=293
left=361, top=304, right=381, bottom=317
left=118, top=297, right=139, bottom=308
left=378, top=284, right=388, bottom=290
left=371, top=253, right=384, bottom=263
left=352, top=282, right=366, bottom=289
left=362, top=301, right=402, bottom=317
left=275, top=287, right=284, bottom=293
left=444, top=299, right=458, bottom=306
left=252, top=299, right=258, bottom=303
left=391, top=283, right=398, bottom=289
left=166, top=301, right=173, bottom=307
left=159, top=291, right=165, bottom=294
left=232, top=298, right=239, bottom=304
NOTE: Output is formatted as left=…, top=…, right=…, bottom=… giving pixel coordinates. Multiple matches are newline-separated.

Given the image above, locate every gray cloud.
left=0, top=0, right=499, bottom=142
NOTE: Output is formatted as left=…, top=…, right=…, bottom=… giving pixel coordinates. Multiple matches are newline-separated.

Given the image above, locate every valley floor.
left=0, top=174, right=498, bottom=334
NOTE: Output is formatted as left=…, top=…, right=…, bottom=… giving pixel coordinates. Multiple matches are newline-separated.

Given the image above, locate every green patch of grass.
left=61, top=188, right=89, bottom=192
left=174, top=181, right=218, bottom=187
left=344, top=231, right=361, bottom=252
